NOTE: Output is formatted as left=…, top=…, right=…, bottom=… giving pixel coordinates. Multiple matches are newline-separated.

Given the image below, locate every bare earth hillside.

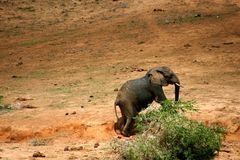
left=0, top=0, right=239, bottom=159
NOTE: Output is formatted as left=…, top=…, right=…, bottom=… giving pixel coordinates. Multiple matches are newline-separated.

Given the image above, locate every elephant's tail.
left=114, top=100, right=120, bottom=120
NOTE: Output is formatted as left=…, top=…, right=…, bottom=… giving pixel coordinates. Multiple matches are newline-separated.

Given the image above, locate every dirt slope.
left=0, top=0, right=240, bottom=159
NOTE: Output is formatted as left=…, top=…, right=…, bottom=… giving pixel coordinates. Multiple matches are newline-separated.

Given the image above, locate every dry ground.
left=0, top=0, right=240, bottom=159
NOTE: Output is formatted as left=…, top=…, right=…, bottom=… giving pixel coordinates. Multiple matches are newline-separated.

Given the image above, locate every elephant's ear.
left=148, top=70, right=168, bottom=86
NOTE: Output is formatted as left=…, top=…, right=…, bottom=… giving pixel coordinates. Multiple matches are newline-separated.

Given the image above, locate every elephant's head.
left=146, top=66, right=180, bottom=101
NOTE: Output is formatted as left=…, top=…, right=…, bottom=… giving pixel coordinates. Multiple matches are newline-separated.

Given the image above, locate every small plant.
left=0, top=96, right=13, bottom=114
left=112, top=100, right=226, bottom=160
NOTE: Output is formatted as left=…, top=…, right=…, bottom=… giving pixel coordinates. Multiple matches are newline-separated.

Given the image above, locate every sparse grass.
left=30, top=138, right=50, bottom=146
left=158, top=13, right=203, bottom=25
left=50, top=86, right=72, bottom=94
left=112, top=100, right=226, bottom=160
left=0, top=26, right=22, bottom=37
left=18, top=6, right=35, bottom=12
left=49, top=101, right=67, bottom=109
left=117, top=19, right=147, bottom=30
left=18, top=39, right=49, bottom=47
left=48, top=80, right=81, bottom=95
left=28, top=70, right=48, bottom=79
left=0, top=96, right=13, bottom=114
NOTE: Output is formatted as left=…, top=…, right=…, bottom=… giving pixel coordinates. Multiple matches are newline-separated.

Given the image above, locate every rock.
left=16, top=62, right=23, bottom=66
left=64, top=146, right=83, bottom=151
left=72, top=146, right=83, bottom=151
left=71, top=111, right=76, bottom=115
left=194, top=13, right=201, bottom=17
left=33, top=151, right=46, bottom=158
left=137, top=41, right=145, bottom=45
left=22, top=105, right=37, bottom=109
left=64, top=146, right=70, bottom=151
left=136, top=68, right=145, bottom=72
left=11, top=75, right=22, bottom=78
left=153, top=8, right=165, bottom=12
left=211, top=45, right=220, bottom=48
left=94, top=143, right=100, bottom=148
left=68, top=155, right=78, bottom=160
left=184, top=44, right=191, bottom=48
left=223, top=42, right=233, bottom=45
left=114, top=88, right=118, bottom=92
left=15, top=97, right=28, bottom=101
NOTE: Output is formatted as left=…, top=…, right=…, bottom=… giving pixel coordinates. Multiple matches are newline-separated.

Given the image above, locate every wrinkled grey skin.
left=114, top=66, right=180, bottom=136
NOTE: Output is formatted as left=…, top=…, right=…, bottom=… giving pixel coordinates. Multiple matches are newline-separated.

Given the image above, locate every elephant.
left=114, top=66, right=181, bottom=136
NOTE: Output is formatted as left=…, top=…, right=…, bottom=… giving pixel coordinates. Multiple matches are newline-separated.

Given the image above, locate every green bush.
left=112, top=100, right=225, bottom=160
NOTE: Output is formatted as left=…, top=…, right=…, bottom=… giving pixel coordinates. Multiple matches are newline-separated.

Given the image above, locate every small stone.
left=68, top=155, right=78, bottom=160
left=153, top=8, right=165, bottom=12
left=137, top=41, right=145, bottom=45
left=223, top=42, right=233, bottom=45
left=114, top=88, right=118, bottom=92
left=203, top=81, right=209, bottom=85
left=22, top=105, right=37, bottom=109
left=211, top=45, right=220, bottom=48
left=65, top=113, right=69, bottom=115
left=81, top=106, right=84, bottom=108
left=136, top=68, right=145, bottom=72
left=71, top=111, right=76, bottom=115
left=64, top=146, right=83, bottom=151
left=89, top=95, right=94, bottom=98
left=16, top=97, right=27, bottom=101
left=94, top=143, right=100, bottom=148
left=73, top=146, right=83, bottom=151
left=12, top=75, right=21, bottom=78
left=16, top=62, right=23, bottom=66
left=184, top=44, right=191, bottom=48
left=194, top=13, right=201, bottom=17
left=64, top=146, right=69, bottom=151
left=33, top=151, right=45, bottom=158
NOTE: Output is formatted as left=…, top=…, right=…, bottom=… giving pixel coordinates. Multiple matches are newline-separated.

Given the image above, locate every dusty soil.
left=0, top=0, right=239, bottom=159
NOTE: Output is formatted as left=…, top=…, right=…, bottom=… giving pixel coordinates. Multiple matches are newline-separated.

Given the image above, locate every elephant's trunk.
left=174, top=83, right=180, bottom=101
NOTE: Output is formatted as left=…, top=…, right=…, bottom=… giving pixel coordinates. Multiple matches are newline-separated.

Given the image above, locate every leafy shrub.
left=112, top=100, right=225, bottom=160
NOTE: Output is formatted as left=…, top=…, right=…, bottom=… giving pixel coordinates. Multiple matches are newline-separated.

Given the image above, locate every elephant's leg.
left=118, top=102, right=137, bottom=136
left=122, top=117, right=132, bottom=137
left=114, top=116, right=125, bottom=134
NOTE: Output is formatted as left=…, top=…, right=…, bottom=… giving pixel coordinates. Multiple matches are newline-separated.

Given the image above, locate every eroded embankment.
left=0, top=121, right=116, bottom=142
